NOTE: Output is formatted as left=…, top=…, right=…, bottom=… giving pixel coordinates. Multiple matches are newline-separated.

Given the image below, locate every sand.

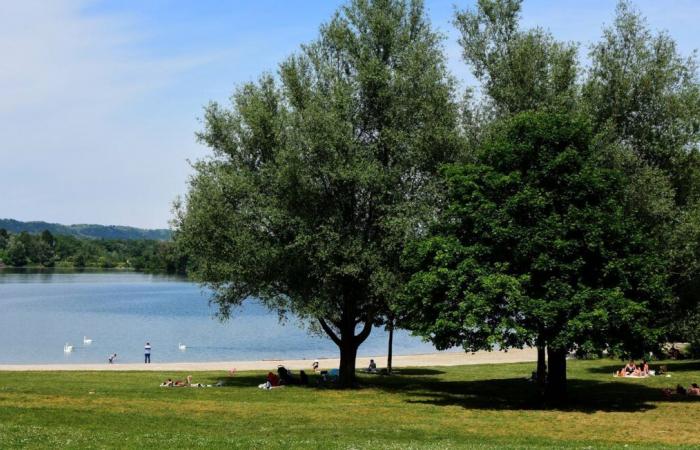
left=0, top=348, right=537, bottom=371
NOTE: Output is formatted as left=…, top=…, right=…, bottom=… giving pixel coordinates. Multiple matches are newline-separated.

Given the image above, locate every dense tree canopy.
left=0, top=229, right=186, bottom=274
left=400, top=112, right=674, bottom=398
left=407, top=0, right=700, bottom=396
left=581, top=1, right=700, bottom=352
left=175, top=0, right=461, bottom=387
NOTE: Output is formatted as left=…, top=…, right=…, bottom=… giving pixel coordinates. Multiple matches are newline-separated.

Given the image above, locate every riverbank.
left=0, top=348, right=537, bottom=371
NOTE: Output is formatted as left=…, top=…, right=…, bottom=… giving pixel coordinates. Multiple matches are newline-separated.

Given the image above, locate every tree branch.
left=354, top=320, right=373, bottom=346
left=319, top=317, right=342, bottom=347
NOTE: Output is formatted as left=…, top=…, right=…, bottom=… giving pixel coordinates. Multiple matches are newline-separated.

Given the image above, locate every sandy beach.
left=0, top=348, right=537, bottom=371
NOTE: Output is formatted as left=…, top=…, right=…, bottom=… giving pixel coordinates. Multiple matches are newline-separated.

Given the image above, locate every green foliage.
left=176, top=0, right=461, bottom=386
left=454, top=0, right=579, bottom=117
left=453, top=0, right=700, bottom=357
left=400, top=112, right=673, bottom=370
left=0, top=228, right=8, bottom=250
left=5, top=234, right=28, bottom=267
left=0, top=230, right=187, bottom=274
left=579, top=0, right=700, bottom=342
left=583, top=0, right=700, bottom=203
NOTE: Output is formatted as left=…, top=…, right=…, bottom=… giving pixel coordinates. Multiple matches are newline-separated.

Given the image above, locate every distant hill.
left=0, top=219, right=171, bottom=241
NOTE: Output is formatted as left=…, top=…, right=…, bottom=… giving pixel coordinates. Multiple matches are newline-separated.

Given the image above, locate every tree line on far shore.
left=0, top=229, right=187, bottom=274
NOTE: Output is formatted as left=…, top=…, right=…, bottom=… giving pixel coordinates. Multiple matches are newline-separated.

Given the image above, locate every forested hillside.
left=0, top=219, right=171, bottom=240
left=0, top=229, right=186, bottom=274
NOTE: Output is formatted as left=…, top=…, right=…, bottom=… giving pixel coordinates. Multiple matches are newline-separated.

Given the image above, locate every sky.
left=1, top=1, right=699, bottom=229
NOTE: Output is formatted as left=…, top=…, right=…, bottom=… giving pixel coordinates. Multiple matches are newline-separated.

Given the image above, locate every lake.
left=0, top=270, right=438, bottom=364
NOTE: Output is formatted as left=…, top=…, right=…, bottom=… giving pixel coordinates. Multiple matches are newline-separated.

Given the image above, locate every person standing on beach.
left=144, top=342, right=151, bottom=363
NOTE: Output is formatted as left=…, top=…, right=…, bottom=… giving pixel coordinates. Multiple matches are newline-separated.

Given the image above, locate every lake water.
left=0, top=270, right=437, bottom=364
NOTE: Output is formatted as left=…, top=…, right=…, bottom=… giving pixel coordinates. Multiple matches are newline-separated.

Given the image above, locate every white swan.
left=64, top=343, right=73, bottom=353
left=83, top=336, right=92, bottom=345
left=178, top=343, right=187, bottom=351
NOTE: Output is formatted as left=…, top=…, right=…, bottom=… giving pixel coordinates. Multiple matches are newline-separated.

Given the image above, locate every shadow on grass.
left=586, top=360, right=700, bottom=374
left=356, top=369, right=700, bottom=413
left=384, top=368, right=446, bottom=376
left=206, top=364, right=700, bottom=413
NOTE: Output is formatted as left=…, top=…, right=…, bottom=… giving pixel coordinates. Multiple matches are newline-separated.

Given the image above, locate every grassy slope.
left=1, top=360, right=699, bottom=449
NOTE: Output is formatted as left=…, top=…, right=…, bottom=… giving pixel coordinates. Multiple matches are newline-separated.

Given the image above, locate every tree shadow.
left=213, top=374, right=267, bottom=387
left=586, top=360, right=700, bottom=374
left=213, top=372, right=336, bottom=389
left=360, top=373, right=700, bottom=413
left=206, top=364, right=700, bottom=413
left=386, top=368, right=446, bottom=376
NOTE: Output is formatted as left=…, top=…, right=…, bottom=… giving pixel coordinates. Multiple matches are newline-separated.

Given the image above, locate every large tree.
left=453, top=0, right=580, bottom=383
left=175, top=0, right=460, bottom=387
left=454, top=0, right=700, bottom=381
left=583, top=0, right=700, bottom=346
left=400, top=112, right=673, bottom=399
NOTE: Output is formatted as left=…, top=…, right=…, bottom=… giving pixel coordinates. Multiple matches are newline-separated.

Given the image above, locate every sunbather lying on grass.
left=661, top=384, right=700, bottom=397
left=160, top=375, right=192, bottom=387
left=160, top=375, right=218, bottom=388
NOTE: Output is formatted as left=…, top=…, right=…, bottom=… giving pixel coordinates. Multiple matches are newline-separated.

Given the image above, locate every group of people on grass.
left=662, top=383, right=700, bottom=397
left=257, top=359, right=381, bottom=389
left=617, top=359, right=651, bottom=377
left=258, top=366, right=311, bottom=389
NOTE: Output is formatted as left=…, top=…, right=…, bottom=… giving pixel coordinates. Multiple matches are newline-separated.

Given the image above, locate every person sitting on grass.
left=258, top=372, right=282, bottom=390
left=689, top=383, right=700, bottom=396
left=639, top=359, right=650, bottom=376
left=367, top=359, right=377, bottom=373
left=618, top=360, right=636, bottom=377
left=277, top=366, right=296, bottom=385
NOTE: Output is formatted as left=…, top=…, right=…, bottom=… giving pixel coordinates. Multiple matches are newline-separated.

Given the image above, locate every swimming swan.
left=64, top=343, right=73, bottom=353
left=83, top=336, right=92, bottom=345
left=178, top=343, right=187, bottom=351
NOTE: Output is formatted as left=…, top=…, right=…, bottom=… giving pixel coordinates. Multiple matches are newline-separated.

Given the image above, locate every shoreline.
left=0, top=348, right=537, bottom=371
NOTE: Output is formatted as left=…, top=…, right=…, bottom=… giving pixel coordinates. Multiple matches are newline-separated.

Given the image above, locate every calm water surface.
left=0, top=270, right=437, bottom=364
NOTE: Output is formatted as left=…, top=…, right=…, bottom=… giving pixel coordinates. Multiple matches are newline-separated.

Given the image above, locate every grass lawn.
left=1, top=359, right=699, bottom=449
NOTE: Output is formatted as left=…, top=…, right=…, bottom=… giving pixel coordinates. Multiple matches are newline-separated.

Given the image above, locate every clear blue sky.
left=1, top=0, right=698, bottom=229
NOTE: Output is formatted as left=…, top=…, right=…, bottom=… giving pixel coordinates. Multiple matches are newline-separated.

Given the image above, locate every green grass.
left=1, top=359, right=699, bottom=449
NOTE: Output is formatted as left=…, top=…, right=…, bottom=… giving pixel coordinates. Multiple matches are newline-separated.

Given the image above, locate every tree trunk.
left=387, top=320, right=394, bottom=374
left=545, top=347, right=567, bottom=401
left=318, top=317, right=372, bottom=389
left=338, top=339, right=358, bottom=388
left=536, top=345, right=546, bottom=389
